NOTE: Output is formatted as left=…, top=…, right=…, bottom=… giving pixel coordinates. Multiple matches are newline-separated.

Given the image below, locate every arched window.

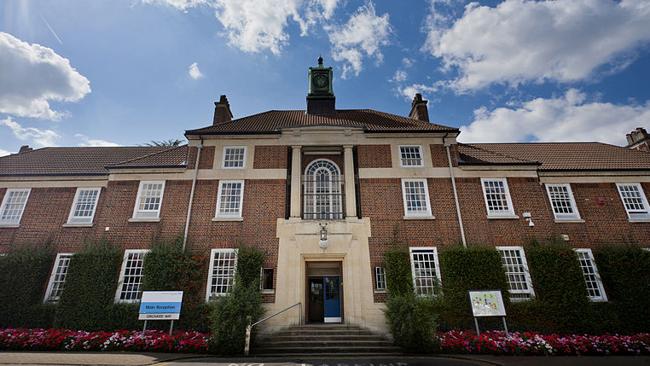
left=303, top=159, right=343, bottom=220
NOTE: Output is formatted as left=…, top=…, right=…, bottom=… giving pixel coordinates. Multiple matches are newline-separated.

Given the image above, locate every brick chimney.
left=408, top=93, right=429, bottom=122
left=626, top=127, right=650, bottom=152
left=213, top=95, right=233, bottom=125
left=18, top=145, right=32, bottom=154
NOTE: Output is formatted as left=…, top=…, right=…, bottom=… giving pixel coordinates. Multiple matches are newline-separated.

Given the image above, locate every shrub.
left=437, top=245, right=509, bottom=330
left=385, top=294, right=438, bottom=352
left=383, top=248, right=413, bottom=297
left=0, top=246, right=54, bottom=328
left=55, top=240, right=122, bottom=331
left=208, top=246, right=265, bottom=355
left=594, top=245, right=650, bottom=333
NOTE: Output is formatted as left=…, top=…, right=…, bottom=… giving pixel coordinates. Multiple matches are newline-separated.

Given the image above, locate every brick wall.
left=187, top=146, right=215, bottom=169
left=254, top=145, right=288, bottom=169
left=357, top=145, right=392, bottom=168
left=431, top=144, right=458, bottom=167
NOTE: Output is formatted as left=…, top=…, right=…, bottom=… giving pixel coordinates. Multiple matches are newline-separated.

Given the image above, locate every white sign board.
left=469, top=290, right=506, bottom=317
left=138, top=291, right=183, bottom=320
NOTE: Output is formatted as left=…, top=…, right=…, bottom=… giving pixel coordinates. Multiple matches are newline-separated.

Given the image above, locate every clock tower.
left=307, top=56, right=336, bottom=115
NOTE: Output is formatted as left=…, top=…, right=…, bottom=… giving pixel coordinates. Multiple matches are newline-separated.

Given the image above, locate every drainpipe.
left=182, top=139, right=203, bottom=252
left=444, top=134, right=467, bottom=248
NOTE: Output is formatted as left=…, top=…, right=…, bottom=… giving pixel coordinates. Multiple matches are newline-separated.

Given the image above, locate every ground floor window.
left=261, top=267, right=274, bottom=293
left=44, top=253, right=73, bottom=303
left=206, top=248, right=237, bottom=300
left=115, top=249, right=149, bottom=303
left=575, top=248, right=608, bottom=302
left=374, top=266, right=386, bottom=292
left=409, top=247, right=441, bottom=296
left=496, top=246, right=535, bottom=301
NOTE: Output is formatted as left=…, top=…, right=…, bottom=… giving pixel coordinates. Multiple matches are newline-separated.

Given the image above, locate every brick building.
left=1, top=59, right=650, bottom=333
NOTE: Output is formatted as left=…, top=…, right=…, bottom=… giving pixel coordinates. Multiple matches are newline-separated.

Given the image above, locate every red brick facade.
left=357, top=145, right=392, bottom=168
left=253, top=146, right=288, bottom=169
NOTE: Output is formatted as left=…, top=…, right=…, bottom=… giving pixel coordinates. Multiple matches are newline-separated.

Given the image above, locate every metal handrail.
left=244, top=302, right=302, bottom=356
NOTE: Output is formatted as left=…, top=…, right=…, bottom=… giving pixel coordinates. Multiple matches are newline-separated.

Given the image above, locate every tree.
left=143, top=139, right=184, bottom=147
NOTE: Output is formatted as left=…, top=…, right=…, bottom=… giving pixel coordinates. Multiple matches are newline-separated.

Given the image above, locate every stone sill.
left=62, top=223, right=94, bottom=228
left=374, top=290, right=387, bottom=294
left=0, top=224, right=20, bottom=228
left=628, top=217, right=650, bottom=223
left=212, top=217, right=244, bottom=222
left=403, top=215, right=435, bottom=220
left=554, top=219, right=585, bottom=224
left=486, top=215, right=519, bottom=220
left=128, top=218, right=161, bottom=223
left=261, top=289, right=275, bottom=295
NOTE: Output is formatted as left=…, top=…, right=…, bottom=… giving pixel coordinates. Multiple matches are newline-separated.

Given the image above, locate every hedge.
left=0, top=246, right=55, bottom=328
left=55, top=240, right=122, bottom=331
left=383, top=248, right=413, bottom=296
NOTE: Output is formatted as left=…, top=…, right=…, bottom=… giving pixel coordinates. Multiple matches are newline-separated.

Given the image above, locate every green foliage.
left=209, top=246, right=265, bottom=355
left=55, top=240, right=122, bottom=331
left=593, top=245, right=650, bottom=333
left=383, top=249, right=413, bottom=297
left=385, top=294, right=438, bottom=353
left=0, top=246, right=54, bottom=328
left=437, top=245, right=509, bottom=329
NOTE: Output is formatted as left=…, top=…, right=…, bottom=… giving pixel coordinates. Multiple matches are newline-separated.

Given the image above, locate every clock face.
left=314, top=74, right=328, bottom=89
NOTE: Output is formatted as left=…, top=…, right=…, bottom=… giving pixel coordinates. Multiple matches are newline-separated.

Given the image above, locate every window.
left=546, top=184, right=580, bottom=221
left=67, top=188, right=101, bottom=225
left=616, top=183, right=650, bottom=220
left=44, top=253, right=73, bottom=303
left=115, top=249, right=149, bottom=303
left=216, top=180, right=244, bottom=218
left=575, top=249, right=607, bottom=302
left=399, top=145, right=423, bottom=167
left=481, top=178, right=515, bottom=217
left=401, top=179, right=432, bottom=218
left=261, top=268, right=274, bottom=293
left=132, top=181, right=165, bottom=219
left=222, top=146, right=246, bottom=168
left=496, top=246, right=535, bottom=301
left=303, top=159, right=343, bottom=220
left=0, top=188, right=30, bottom=226
left=409, top=247, right=441, bottom=296
left=206, top=249, right=237, bottom=300
left=375, top=266, right=386, bottom=292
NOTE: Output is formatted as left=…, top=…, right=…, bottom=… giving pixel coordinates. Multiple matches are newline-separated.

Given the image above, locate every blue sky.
left=1, top=0, right=650, bottom=155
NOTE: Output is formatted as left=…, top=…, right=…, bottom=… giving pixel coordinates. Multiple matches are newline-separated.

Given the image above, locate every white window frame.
left=401, top=178, right=433, bottom=218
left=114, top=249, right=150, bottom=303
left=374, top=266, right=387, bottom=292
left=496, top=246, right=535, bottom=301
left=399, top=145, right=424, bottom=167
left=67, top=187, right=101, bottom=225
left=132, top=181, right=165, bottom=220
left=574, top=248, right=607, bottom=302
left=0, top=188, right=31, bottom=226
left=260, top=267, right=275, bottom=294
left=409, top=247, right=442, bottom=296
left=616, top=183, right=650, bottom=221
left=205, top=248, right=238, bottom=301
left=222, top=146, right=247, bottom=169
left=215, top=180, right=245, bottom=219
left=481, top=178, right=516, bottom=218
left=545, top=183, right=581, bottom=221
left=43, top=253, right=74, bottom=303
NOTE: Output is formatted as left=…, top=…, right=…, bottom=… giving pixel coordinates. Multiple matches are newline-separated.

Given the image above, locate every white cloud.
left=188, top=62, right=204, bottom=79
left=1, top=117, right=61, bottom=147
left=391, top=70, right=407, bottom=83
left=141, top=0, right=209, bottom=11
left=458, top=89, right=650, bottom=146
left=424, top=0, right=650, bottom=91
left=327, top=1, right=391, bottom=78
left=0, top=32, right=91, bottom=120
left=75, top=133, right=120, bottom=147
left=398, top=83, right=438, bottom=101
left=0, top=149, right=10, bottom=157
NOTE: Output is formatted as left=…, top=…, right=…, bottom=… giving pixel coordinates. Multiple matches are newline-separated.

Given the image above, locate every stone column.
left=290, top=145, right=302, bottom=219
left=343, top=145, right=357, bottom=218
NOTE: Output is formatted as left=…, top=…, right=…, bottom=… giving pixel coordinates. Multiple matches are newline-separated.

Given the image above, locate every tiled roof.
left=185, top=109, right=459, bottom=135
left=0, top=146, right=182, bottom=176
left=458, top=144, right=538, bottom=166
left=464, top=142, right=650, bottom=171
left=107, top=146, right=188, bottom=169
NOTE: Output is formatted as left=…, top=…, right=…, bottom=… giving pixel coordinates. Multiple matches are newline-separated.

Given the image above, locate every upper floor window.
left=399, top=145, right=423, bottom=167
left=0, top=188, right=30, bottom=226
left=546, top=184, right=581, bottom=221
left=496, top=246, right=535, bottom=301
left=409, top=247, right=441, bottom=296
left=375, top=266, right=387, bottom=292
left=216, top=180, right=244, bottom=219
left=222, top=146, right=246, bottom=168
left=303, top=159, right=343, bottom=220
left=616, top=183, right=650, bottom=221
left=67, top=188, right=101, bottom=225
left=401, top=179, right=432, bottom=218
left=481, top=178, right=515, bottom=217
left=115, top=249, right=149, bottom=303
left=132, top=181, right=165, bottom=220
left=575, top=248, right=607, bottom=302
left=206, top=248, right=237, bottom=300
left=44, top=253, right=73, bottom=303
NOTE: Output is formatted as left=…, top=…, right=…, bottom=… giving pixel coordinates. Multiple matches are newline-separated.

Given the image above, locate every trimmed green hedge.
left=55, top=240, right=122, bottom=331
left=383, top=248, right=413, bottom=297
left=0, top=246, right=55, bottom=328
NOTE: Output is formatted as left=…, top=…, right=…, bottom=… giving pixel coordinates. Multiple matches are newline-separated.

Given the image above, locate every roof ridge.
left=107, top=145, right=185, bottom=167
left=460, top=143, right=539, bottom=164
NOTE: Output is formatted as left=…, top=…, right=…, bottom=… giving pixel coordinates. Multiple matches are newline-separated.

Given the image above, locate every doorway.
left=306, top=262, right=342, bottom=323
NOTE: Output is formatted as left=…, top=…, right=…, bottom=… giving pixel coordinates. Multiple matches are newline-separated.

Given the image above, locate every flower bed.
left=1, top=328, right=649, bottom=355
left=439, top=330, right=650, bottom=355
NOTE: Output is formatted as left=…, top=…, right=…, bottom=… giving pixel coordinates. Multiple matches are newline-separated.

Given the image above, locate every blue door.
left=323, top=276, right=341, bottom=323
